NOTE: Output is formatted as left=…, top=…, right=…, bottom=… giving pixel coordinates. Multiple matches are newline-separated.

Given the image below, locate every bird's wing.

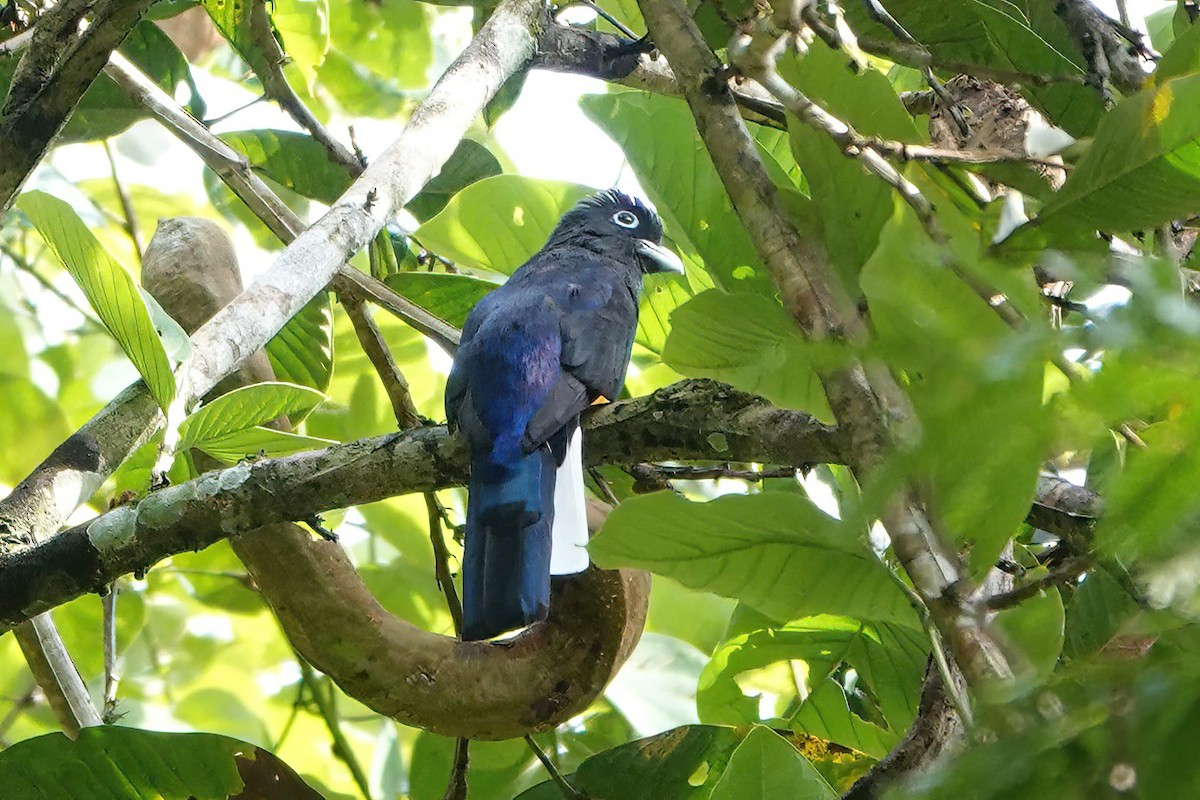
left=521, top=263, right=637, bottom=455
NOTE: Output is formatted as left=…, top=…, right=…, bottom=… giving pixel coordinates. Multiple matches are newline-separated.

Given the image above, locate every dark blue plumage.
left=446, top=190, right=683, bottom=641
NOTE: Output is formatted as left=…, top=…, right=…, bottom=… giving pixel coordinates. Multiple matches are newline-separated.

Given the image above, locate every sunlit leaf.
left=710, top=726, right=836, bottom=800
left=1034, top=73, right=1200, bottom=232
left=662, top=290, right=830, bottom=417
left=414, top=175, right=591, bottom=273
left=591, top=492, right=920, bottom=628
left=17, top=191, right=178, bottom=409
left=266, top=292, right=333, bottom=392
left=179, top=382, right=328, bottom=450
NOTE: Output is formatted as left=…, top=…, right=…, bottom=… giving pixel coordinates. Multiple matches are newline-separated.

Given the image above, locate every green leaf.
left=1063, top=568, right=1139, bottom=659
left=861, top=201, right=1046, bottom=575
left=220, top=130, right=353, bottom=205
left=580, top=91, right=771, bottom=293
left=17, top=191, right=177, bottom=410
left=266, top=292, right=333, bottom=391
left=414, top=175, right=591, bottom=273
left=194, top=426, right=335, bottom=461
left=710, top=726, right=836, bottom=800
left=994, top=587, right=1065, bottom=678
left=202, top=0, right=270, bottom=76
left=383, top=272, right=496, bottom=330
left=591, top=492, right=920, bottom=628
left=271, top=0, right=330, bottom=93
left=407, top=139, right=503, bottom=221
left=1035, top=73, right=1200, bottom=232
left=789, top=680, right=899, bottom=760
left=517, top=725, right=744, bottom=800
left=325, top=0, right=431, bottom=92
left=698, top=616, right=926, bottom=743
left=0, top=726, right=321, bottom=799
left=778, top=39, right=919, bottom=285
left=1156, top=15, right=1200, bottom=83
left=636, top=274, right=696, bottom=355
left=0, top=377, right=71, bottom=486
left=178, top=382, right=327, bottom=450
left=662, top=290, right=830, bottom=416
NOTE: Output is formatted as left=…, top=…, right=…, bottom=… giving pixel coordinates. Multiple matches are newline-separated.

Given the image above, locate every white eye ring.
left=612, top=210, right=639, bottom=229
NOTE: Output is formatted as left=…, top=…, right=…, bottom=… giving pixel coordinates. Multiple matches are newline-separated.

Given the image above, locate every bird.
left=445, top=189, right=684, bottom=641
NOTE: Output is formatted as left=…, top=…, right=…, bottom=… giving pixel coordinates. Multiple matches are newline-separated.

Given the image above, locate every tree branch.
left=0, top=379, right=838, bottom=629
left=0, top=0, right=156, bottom=214
left=639, top=0, right=1016, bottom=687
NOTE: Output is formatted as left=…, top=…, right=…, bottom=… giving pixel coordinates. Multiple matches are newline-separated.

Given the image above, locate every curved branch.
left=0, top=379, right=844, bottom=630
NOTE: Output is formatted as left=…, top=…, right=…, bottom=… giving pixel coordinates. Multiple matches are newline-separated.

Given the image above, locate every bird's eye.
left=612, top=210, right=639, bottom=229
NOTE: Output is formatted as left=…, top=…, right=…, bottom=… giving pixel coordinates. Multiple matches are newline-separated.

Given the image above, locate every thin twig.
left=426, top=494, right=464, bottom=636
left=298, top=659, right=373, bottom=800
left=861, top=0, right=969, bottom=135
left=0, top=684, right=37, bottom=744
left=587, top=467, right=621, bottom=506
left=575, top=0, right=638, bottom=39
left=340, top=287, right=423, bottom=429
left=342, top=264, right=464, bottom=635
left=102, top=139, right=144, bottom=261
left=102, top=584, right=120, bottom=723
left=526, top=735, right=585, bottom=799
left=0, top=242, right=106, bottom=333
left=247, top=0, right=361, bottom=174
left=202, top=93, right=267, bottom=126
left=985, top=555, right=1091, bottom=610
left=443, top=737, right=469, bottom=800
left=644, top=464, right=797, bottom=482
left=272, top=678, right=306, bottom=752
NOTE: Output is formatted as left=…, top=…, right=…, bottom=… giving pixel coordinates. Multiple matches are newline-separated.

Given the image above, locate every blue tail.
left=461, top=448, right=556, bottom=640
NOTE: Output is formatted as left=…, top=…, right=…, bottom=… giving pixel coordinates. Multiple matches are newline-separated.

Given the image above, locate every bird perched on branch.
left=446, top=190, right=684, bottom=641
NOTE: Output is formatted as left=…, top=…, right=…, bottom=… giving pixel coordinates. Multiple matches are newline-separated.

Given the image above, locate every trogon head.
left=547, top=190, right=685, bottom=276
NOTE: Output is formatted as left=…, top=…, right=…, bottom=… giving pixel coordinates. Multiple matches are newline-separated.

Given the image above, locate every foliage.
left=1, top=0, right=1200, bottom=798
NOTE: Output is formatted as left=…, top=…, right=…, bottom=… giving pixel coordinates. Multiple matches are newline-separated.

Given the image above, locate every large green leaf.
left=406, top=139, right=503, bottom=221
left=1063, top=567, right=1139, bottom=659
left=580, top=91, right=771, bottom=293
left=413, top=175, right=591, bottom=273
left=220, top=130, right=353, bottom=206
left=778, top=39, right=919, bottom=285
left=710, top=726, right=836, bottom=800
left=516, top=725, right=743, bottom=800
left=698, top=616, right=926, bottom=744
left=17, top=192, right=178, bottom=409
left=591, top=492, right=920, bottom=628
left=271, top=0, right=330, bottom=93
left=0, top=726, right=321, bottom=799
left=178, top=382, right=327, bottom=450
left=265, top=292, right=333, bottom=391
left=324, top=0, right=431, bottom=93
left=994, top=586, right=1065, bottom=678
left=788, top=679, right=898, bottom=760
left=383, top=272, right=496, bottom=330
left=1035, top=73, right=1200, bottom=232
left=842, top=0, right=1100, bottom=135
left=662, top=290, right=829, bottom=416
left=1155, top=15, right=1200, bottom=83
left=194, top=426, right=336, bottom=462
left=861, top=201, right=1046, bottom=575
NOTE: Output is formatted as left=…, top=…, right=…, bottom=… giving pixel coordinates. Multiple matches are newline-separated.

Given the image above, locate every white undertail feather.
left=550, top=427, right=590, bottom=574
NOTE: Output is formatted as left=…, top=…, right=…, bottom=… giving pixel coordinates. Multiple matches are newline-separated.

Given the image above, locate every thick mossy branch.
left=0, top=379, right=839, bottom=630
